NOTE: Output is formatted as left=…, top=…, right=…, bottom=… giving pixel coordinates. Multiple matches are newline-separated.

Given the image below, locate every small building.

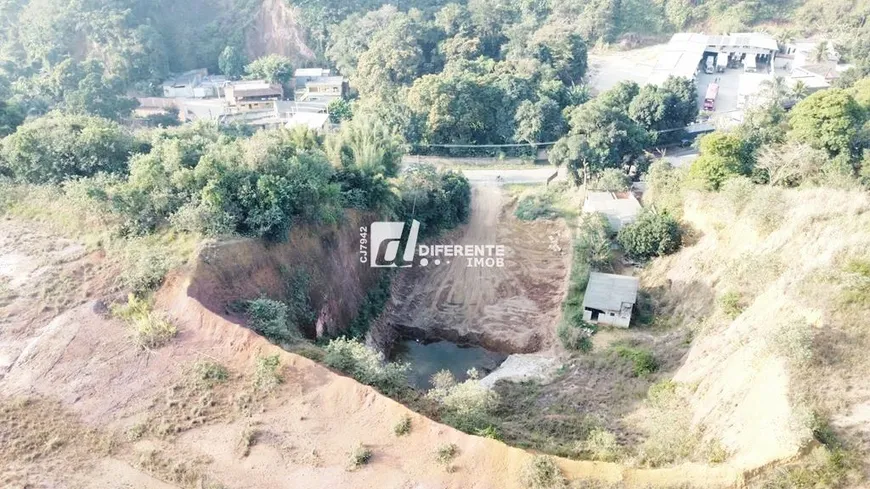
left=225, top=80, right=284, bottom=112
left=162, top=69, right=209, bottom=98
left=583, top=192, right=642, bottom=231
left=295, top=75, right=346, bottom=102
left=285, top=111, right=330, bottom=131
left=293, top=68, right=332, bottom=88
left=582, top=272, right=639, bottom=328
left=648, top=32, right=779, bottom=85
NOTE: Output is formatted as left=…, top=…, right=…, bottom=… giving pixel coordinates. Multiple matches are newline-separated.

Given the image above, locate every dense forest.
left=0, top=0, right=866, bottom=137
left=1, top=0, right=870, bottom=208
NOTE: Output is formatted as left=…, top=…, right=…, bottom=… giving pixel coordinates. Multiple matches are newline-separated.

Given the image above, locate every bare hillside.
left=640, top=183, right=870, bottom=479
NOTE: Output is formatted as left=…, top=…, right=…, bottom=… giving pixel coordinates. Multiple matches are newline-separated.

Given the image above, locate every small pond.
left=392, top=339, right=508, bottom=390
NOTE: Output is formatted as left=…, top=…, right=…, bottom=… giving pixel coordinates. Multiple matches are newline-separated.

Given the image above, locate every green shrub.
left=246, top=299, right=295, bottom=342
left=557, top=317, right=596, bottom=352
left=474, top=425, right=501, bottom=439
left=253, top=355, right=283, bottom=392
left=580, top=428, right=620, bottom=462
left=347, top=272, right=391, bottom=339
left=393, top=415, right=412, bottom=436
left=718, top=291, right=744, bottom=318
left=520, top=455, right=567, bottom=489
left=613, top=346, right=658, bottom=377
left=617, top=211, right=682, bottom=261
left=0, top=113, right=135, bottom=184
left=427, top=369, right=499, bottom=433
left=591, top=168, right=630, bottom=192
left=436, top=443, right=459, bottom=465
left=348, top=443, right=372, bottom=469
left=118, top=239, right=178, bottom=294
left=397, top=164, right=471, bottom=236
left=192, top=360, right=229, bottom=388
left=323, top=338, right=408, bottom=393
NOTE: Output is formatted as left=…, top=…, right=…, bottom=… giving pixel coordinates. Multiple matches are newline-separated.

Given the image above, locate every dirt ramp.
left=385, top=185, right=571, bottom=353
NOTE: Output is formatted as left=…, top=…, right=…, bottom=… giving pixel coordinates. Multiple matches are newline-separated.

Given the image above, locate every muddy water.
left=393, top=339, right=507, bottom=390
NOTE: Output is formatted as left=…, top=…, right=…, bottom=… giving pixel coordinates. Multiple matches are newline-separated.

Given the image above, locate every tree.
left=0, top=113, right=135, bottom=183
left=397, top=164, right=470, bottom=236
left=688, top=132, right=753, bottom=190
left=0, top=100, right=24, bottom=137
left=326, top=115, right=403, bottom=177
left=788, top=88, right=865, bottom=158
left=407, top=61, right=528, bottom=145
left=527, top=23, right=588, bottom=84
left=597, top=81, right=640, bottom=113
left=352, top=15, right=430, bottom=98
left=35, top=59, right=139, bottom=120
left=591, top=168, right=630, bottom=191
left=550, top=99, right=649, bottom=186
left=327, top=98, right=353, bottom=124
left=629, top=78, right=698, bottom=142
left=218, top=45, right=247, bottom=80
left=245, top=54, right=294, bottom=85
left=514, top=97, right=564, bottom=146
left=326, top=6, right=399, bottom=77
left=812, top=40, right=829, bottom=63
left=617, top=211, right=682, bottom=260
left=755, top=141, right=828, bottom=187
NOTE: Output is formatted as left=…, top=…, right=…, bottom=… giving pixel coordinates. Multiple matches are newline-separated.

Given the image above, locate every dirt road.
left=384, top=179, right=571, bottom=353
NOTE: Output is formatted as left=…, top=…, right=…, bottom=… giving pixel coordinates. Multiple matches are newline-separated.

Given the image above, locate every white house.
left=582, top=192, right=642, bottom=232
left=582, top=272, right=639, bottom=328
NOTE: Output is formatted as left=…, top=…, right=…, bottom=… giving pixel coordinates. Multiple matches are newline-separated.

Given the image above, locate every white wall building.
left=582, top=272, right=640, bottom=328
left=583, top=192, right=642, bottom=232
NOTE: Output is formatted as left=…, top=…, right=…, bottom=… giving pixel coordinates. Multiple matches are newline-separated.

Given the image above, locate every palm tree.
left=791, top=80, right=809, bottom=100
left=760, top=76, right=789, bottom=104
left=812, top=41, right=828, bottom=63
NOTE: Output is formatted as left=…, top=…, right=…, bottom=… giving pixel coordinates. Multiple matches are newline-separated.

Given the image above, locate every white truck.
left=705, top=56, right=715, bottom=74
left=716, top=54, right=728, bottom=72
left=744, top=56, right=757, bottom=73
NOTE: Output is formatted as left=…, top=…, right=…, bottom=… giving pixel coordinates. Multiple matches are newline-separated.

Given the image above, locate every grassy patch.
left=840, top=258, right=870, bottom=307
left=612, top=345, right=659, bottom=377
left=192, top=360, right=230, bottom=388
left=110, top=294, right=177, bottom=350
left=516, top=192, right=561, bottom=221
left=135, top=448, right=216, bottom=488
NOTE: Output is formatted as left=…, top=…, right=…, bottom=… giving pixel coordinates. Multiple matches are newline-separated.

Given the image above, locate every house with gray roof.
left=582, top=272, right=639, bottom=328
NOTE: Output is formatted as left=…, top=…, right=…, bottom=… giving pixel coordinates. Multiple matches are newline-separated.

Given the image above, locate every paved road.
left=460, top=168, right=561, bottom=185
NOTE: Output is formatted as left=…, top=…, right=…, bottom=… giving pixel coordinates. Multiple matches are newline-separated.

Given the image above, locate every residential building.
left=225, top=80, right=284, bottom=112
left=582, top=192, right=642, bottom=231
left=582, top=272, right=639, bottom=328
left=162, top=69, right=209, bottom=98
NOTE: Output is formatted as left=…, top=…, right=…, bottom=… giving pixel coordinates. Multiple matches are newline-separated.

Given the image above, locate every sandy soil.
left=0, top=218, right=747, bottom=489
left=383, top=183, right=572, bottom=353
